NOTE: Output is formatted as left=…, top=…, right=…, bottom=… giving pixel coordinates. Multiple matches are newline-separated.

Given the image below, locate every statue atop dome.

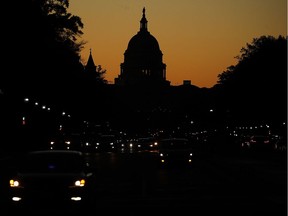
left=140, top=7, right=148, bottom=32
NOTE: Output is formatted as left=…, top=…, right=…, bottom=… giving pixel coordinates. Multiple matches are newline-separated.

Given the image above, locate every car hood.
left=159, top=149, right=193, bottom=153
left=16, top=172, right=87, bottom=179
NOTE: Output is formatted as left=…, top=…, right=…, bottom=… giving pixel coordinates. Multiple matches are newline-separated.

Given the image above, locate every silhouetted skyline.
left=68, top=0, right=287, bottom=87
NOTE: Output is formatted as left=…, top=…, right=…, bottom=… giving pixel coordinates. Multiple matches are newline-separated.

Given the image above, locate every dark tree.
left=2, top=0, right=85, bottom=106
left=1, top=0, right=86, bottom=151
left=95, top=65, right=108, bottom=85
left=216, top=35, right=287, bottom=124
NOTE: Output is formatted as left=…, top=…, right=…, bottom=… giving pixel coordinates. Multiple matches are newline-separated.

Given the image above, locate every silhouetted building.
left=84, top=49, right=97, bottom=77
left=183, top=80, right=192, bottom=86
left=115, top=7, right=170, bottom=87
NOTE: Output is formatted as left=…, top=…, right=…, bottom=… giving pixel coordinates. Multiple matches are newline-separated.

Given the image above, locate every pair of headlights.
left=159, top=152, right=193, bottom=163
left=9, top=179, right=86, bottom=188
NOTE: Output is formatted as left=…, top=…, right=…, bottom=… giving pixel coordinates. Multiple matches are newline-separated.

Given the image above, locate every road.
left=0, top=149, right=286, bottom=216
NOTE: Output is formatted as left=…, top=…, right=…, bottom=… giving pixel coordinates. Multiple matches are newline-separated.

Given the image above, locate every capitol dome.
left=124, top=30, right=163, bottom=66
left=126, top=31, right=161, bottom=54
left=115, top=8, right=170, bottom=87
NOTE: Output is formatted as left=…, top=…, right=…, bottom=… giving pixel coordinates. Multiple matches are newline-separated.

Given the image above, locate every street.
left=1, top=149, right=286, bottom=216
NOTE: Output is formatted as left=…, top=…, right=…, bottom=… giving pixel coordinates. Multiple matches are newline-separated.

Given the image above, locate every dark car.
left=8, top=150, right=93, bottom=207
left=247, top=135, right=275, bottom=152
left=49, top=133, right=82, bottom=151
left=94, top=134, right=118, bottom=153
left=157, top=138, right=194, bottom=166
left=135, top=137, right=158, bottom=153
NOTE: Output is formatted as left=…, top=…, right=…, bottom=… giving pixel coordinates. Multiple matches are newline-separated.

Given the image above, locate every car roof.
left=28, top=150, right=83, bottom=156
left=160, top=138, right=189, bottom=141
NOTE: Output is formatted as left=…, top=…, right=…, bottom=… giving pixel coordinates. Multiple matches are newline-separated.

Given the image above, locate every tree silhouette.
left=216, top=35, right=287, bottom=124
left=1, top=0, right=87, bottom=151
left=2, top=0, right=85, bottom=106
left=95, top=65, right=108, bottom=84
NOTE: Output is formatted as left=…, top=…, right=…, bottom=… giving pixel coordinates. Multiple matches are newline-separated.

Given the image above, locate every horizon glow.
left=68, top=0, right=287, bottom=87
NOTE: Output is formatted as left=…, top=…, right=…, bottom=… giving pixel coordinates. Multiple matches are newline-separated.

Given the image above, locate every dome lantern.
left=140, top=7, right=148, bottom=32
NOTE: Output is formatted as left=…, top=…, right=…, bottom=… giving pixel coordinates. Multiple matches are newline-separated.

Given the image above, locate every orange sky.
left=68, top=0, right=287, bottom=87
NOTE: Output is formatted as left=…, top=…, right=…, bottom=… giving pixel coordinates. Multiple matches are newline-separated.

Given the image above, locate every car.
left=8, top=150, right=93, bottom=207
left=157, top=138, right=194, bottom=166
left=246, top=135, right=275, bottom=152
left=94, top=134, right=118, bottom=153
left=135, top=137, right=158, bottom=153
left=49, top=132, right=82, bottom=151
left=239, top=134, right=252, bottom=149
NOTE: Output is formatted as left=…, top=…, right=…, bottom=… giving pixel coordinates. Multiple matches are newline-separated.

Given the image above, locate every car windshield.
left=159, top=139, right=191, bottom=150
left=19, top=151, right=85, bottom=173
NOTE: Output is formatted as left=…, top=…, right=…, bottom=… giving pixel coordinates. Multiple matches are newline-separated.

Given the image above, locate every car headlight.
left=74, top=179, right=85, bottom=187
left=10, top=179, right=20, bottom=187
left=159, top=152, right=167, bottom=163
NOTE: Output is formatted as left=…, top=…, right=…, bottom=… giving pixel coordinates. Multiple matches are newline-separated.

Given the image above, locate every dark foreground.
left=0, top=149, right=286, bottom=216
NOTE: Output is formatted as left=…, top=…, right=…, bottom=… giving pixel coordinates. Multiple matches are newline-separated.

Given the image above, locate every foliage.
left=2, top=0, right=85, bottom=103
left=36, top=0, right=84, bottom=49
left=95, top=65, right=108, bottom=84
left=216, top=35, right=287, bottom=123
left=217, top=35, right=286, bottom=87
